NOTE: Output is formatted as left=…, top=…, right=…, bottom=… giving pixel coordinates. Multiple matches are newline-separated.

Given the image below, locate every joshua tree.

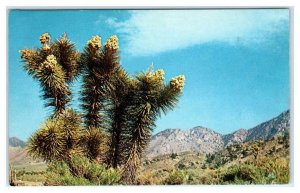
left=21, top=33, right=185, bottom=185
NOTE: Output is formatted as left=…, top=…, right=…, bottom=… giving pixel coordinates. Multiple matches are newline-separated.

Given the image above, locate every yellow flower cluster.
left=105, top=35, right=119, bottom=50
left=40, top=33, right=50, bottom=44
left=153, top=69, right=165, bottom=82
left=87, top=35, right=101, bottom=50
left=20, top=49, right=32, bottom=59
left=170, top=75, right=185, bottom=91
left=42, top=54, right=58, bottom=68
left=42, top=44, right=51, bottom=52
left=145, top=69, right=165, bottom=83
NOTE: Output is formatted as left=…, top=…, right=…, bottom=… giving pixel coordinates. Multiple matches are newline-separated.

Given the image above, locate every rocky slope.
left=222, top=128, right=248, bottom=146
left=146, top=127, right=224, bottom=158
left=9, top=137, right=44, bottom=165
left=9, top=137, right=26, bottom=148
left=146, top=110, right=290, bottom=158
left=245, top=110, right=290, bottom=141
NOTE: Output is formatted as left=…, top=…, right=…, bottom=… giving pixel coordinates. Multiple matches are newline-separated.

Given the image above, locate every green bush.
left=170, top=153, right=178, bottom=159
left=256, top=157, right=290, bottom=184
left=53, top=175, right=92, bottom=186
left=164, top=170, right=188, bottom=185
left=220, top=164, right=263, bottom=184
left=45, top=155, right=121, bottom=185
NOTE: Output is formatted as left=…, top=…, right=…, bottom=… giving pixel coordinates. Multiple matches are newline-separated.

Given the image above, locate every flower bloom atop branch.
left=145, top=69, right=165, bottom=84
left=42, top=54, right=58, bottom=68
left=20, top=49, right=32, bottom=60
left=153, top=69, right=165, bottom=82
left=40, top=33, right=51, bottom=44
left=170, top=75, right=185, bottom=91
left=87, top=35, right=101, bottom=50
left=105, top=35, right=119, bottom=50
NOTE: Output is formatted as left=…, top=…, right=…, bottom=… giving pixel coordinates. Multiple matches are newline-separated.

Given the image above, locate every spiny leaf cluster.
left=20, top=33, right=81, bottom=116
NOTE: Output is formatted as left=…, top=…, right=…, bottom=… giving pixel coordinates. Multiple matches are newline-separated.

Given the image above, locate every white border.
left=1, top=1, right=299, bottom=193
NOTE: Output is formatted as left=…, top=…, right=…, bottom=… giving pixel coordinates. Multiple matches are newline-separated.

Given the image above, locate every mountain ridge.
left=9, top=110, right=290, bottom=160
left=9, top=137, right=26, bottom=148
left=146, top=110, right=290, bottom=158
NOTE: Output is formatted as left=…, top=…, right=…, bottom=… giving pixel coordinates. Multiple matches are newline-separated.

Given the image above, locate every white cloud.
left=107, top=9, right=289, bottom=56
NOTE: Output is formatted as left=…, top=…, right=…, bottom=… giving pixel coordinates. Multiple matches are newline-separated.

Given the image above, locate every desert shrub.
left=45, top=155, right=121, bottom=185
left=219, top=163, right=288, bottom=185
left=205, top=153, right=229, bottom=169
left=164, top=170, right=188, bottom=185
left=198, top=175, right=219, bottom=185
left=220, top=164, right=263, bottom=184
left=214, top=156, right=228, bottom=168
left=89, top=166, right=121, bottom=185
left=197, top=170, right=220, bottom=185
left=68, top=155, right=90, bottom=177
left=177, top=163, right=187, bottom=170
left=205, top=153, right=215, bottom=164
left=170, top=153, right=178, bottom=159
left=256, top=157, right=290, bottom=184
left=45, top=161, right=70, bottom=185
left=136, top=170, right=163, bottom=185
left=56, top=175, right=93, bottom=186
left=184, top=172, right=199, bottom=185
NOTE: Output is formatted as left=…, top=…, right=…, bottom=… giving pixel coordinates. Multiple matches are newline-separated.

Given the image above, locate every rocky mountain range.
left=9, top=110, right=290, bottom=160
left=145, top=110, right=290, bottom=158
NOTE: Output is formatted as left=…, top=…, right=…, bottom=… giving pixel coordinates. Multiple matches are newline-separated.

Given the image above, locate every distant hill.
left=146, top=110, right=290, bottom=158
left=145, top=127, right=224, bottom=158
left=9, top=137, right=26, bottom=148
left=8, top=137, right=44, bottom=165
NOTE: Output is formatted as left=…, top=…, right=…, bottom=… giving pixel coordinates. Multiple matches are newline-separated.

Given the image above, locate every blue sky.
left=8, top=9, right=290, bottom=141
